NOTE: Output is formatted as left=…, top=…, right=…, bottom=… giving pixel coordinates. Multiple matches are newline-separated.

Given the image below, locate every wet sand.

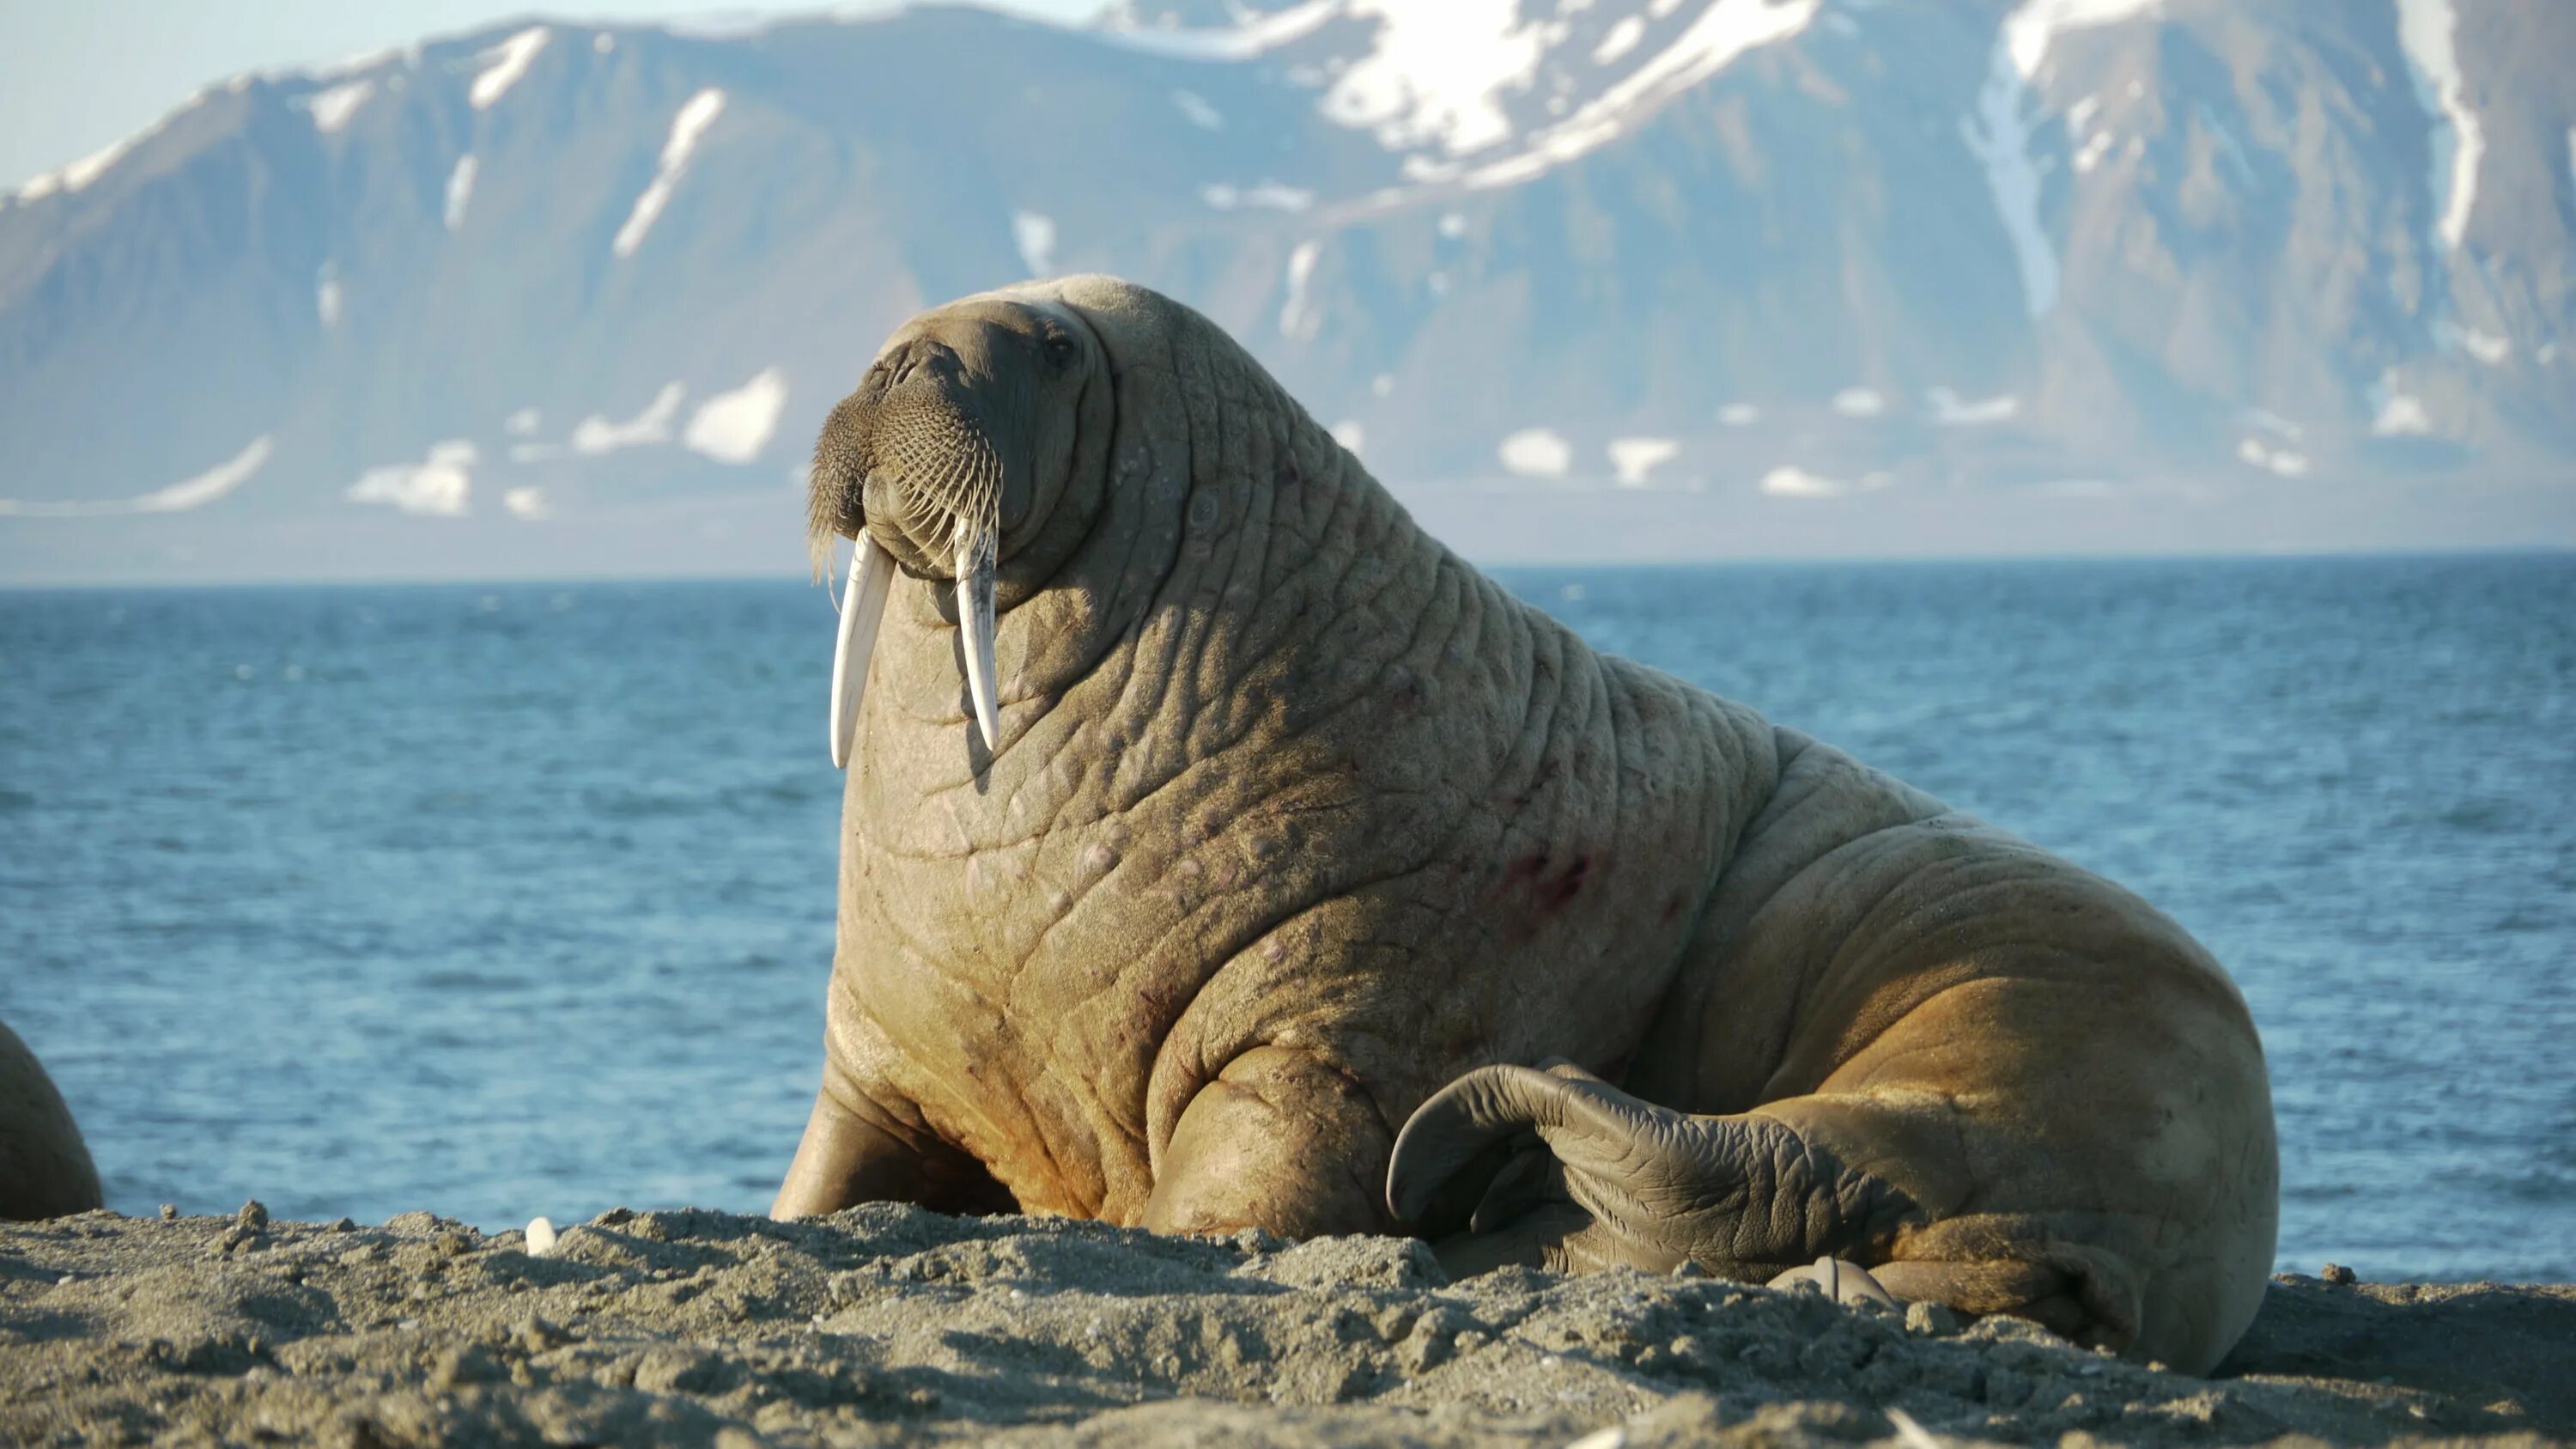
left=4, top=1202, right=2570, bottom=1446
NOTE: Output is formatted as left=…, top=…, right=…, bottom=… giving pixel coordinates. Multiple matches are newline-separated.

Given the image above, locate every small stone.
left=1905, top=1300, right=1961, bottom=1336
left=328, top=1217, right=356, bottom=1233
left=592, top=1206, right=635, bottom=1227
left=236, top=1200, right=270, bottom=1231
left=2322, top=1263, right=2357, bottom=1285
left=57, top=1275, right=76, bottom=1287
left=526, top=1217, right=559, bottom=1257
left=159, top=1204, right=178, bottom=1221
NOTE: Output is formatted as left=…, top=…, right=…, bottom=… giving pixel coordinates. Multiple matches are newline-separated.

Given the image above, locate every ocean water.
left=3, top=556, right=2570, bottom=1282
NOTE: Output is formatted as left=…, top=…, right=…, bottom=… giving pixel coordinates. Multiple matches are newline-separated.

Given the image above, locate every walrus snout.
left=809, top=294, right=1106, bottom=769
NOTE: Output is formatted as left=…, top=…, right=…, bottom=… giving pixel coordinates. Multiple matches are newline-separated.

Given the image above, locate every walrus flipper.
left=1387, top=1062, right=2157, bottom=1358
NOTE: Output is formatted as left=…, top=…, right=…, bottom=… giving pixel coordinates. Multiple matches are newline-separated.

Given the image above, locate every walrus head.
left=807, top=295, right=1107, bottom=767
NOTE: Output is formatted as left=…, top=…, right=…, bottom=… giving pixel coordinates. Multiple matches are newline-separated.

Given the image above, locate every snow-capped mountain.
left=3, top=0, right=2570, bottom=581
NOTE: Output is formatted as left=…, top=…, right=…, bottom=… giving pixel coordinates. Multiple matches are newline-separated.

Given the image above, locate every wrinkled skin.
left=1, top=1017, right=102, bottom=1222
left=778, top=277, right=2278, bottom=1375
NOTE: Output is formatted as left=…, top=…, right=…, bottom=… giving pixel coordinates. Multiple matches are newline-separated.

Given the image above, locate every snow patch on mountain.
left=1498, top=427, right=1571, bottom=478
left=445, top=155, right=478, bottom=231
left=1201, top=181, right=1315, bottom=211
left=1095, top=0, right=1338, bottom=61
left=1760, top=465, right=1845, bottom=497
left=684, top=368, right=789, bottom=464
left=1966, top=0, right=2159, bottom=318
left=1927, top=387, right=2020, bottom=424
left=349, top=441, right=476, bottom=516
left=0, top=436, right=272, bottom=517
left=2371, top=381, right=2433, bottom=436
left=613, top=89, right=726, bottom=259
left=1013, top=212, right=1057, bottom=275
left=1457, top=0, right=1819, bottom=189
left=1321, top=0, right=1546, bottom=157
left=2396, top=0, right=2481, bottom=252
left=304, top=80, right=375, bottom=134
left=1608, top=435, right=1677, bottom=485
left=471, top=27, right=551, bottom=110
left=1279, top=240, right=1321, bottom=338
left=1593, top=15, right=1645, bottom=64
left=572, top=383, right=685, bottom=454
left=2235, top=436, right=2310, bottom=478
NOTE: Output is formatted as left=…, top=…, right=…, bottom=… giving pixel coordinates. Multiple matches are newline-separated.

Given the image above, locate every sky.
left=0, top=0, right=1098, bottom=190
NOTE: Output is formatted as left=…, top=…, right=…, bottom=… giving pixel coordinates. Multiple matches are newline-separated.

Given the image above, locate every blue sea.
left=3, top=556, right=2570, bottom=1282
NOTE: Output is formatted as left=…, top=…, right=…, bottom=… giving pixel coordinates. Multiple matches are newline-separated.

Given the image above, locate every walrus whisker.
left=829, top=534, right=898, bottom=770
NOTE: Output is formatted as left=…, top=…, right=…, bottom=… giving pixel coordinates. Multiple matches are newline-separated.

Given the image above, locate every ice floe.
left=1926, top=388, right=2018, bottom=425
left=684, top=368, right=789, bottom=464
left=613, top=88, right=726, bottom=259
left=1013, top=212, right=1056, bottom=275
left=1498, top=428, right=1571, bottom=478
left=348, top=441, right=477, bottom=516
left=2396, top=0, right=2482, bottom=252
left=572, top=383, right=685, bottom=454
left=304, top=79, right=374, bottom=133
left=0, top=436, right=273, bottom=517
left=1171, top=89, right=1224, bottom=129
left=471, top=27, right=551, bottom=110
left=445, top=155, right=477, bottom=231
left=1607, top=436, right=1677, bottom=487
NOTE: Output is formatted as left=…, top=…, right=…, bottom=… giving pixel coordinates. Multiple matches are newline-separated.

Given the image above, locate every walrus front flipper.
left=0, top=1016, right=104, bottom=1221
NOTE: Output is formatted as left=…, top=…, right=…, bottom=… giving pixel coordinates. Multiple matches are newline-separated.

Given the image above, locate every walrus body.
left=1, top=1016, right=103, bottom=1221
left=778, top=277, right=2277, bottom=1373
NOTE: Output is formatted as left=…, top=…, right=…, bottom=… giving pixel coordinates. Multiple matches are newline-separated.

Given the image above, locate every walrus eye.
left=1042, top=331, right=1076, bottom=370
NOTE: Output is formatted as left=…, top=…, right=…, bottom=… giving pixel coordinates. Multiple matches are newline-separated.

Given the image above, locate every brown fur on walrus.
left=776, top=276, right=2277, bottom=1374
left=2, top=1016, right=103, bottom=1221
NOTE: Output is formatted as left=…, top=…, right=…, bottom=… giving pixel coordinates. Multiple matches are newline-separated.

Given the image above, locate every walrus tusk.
left=829, top=535, right=898, bottom=769
left=956, top=522, right=1000, bottom=752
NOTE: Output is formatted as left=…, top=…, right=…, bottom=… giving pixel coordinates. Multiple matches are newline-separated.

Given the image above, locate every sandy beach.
left=3, top=1202, right=2569, bottom=1446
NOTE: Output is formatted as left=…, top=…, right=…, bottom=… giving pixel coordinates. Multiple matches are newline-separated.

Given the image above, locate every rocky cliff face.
left=2, top=0, right=2567, bottom=581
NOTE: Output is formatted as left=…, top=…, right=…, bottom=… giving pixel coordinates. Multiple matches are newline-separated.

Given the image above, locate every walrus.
left=1, top=1015, right=103, bottom=1221
left=777, top=276, right=2278, bottom=1374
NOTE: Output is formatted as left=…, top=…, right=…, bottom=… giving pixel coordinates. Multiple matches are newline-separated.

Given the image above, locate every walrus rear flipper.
left=1386, top=1062, right=2169, bottom=1363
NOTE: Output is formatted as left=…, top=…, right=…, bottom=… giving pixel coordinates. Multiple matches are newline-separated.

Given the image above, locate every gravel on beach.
left=4, top=1202, right=2571, bottom=1446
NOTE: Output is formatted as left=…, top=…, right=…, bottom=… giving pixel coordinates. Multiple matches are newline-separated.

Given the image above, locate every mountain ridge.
left=2, top=0, right=2569, bottom=583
